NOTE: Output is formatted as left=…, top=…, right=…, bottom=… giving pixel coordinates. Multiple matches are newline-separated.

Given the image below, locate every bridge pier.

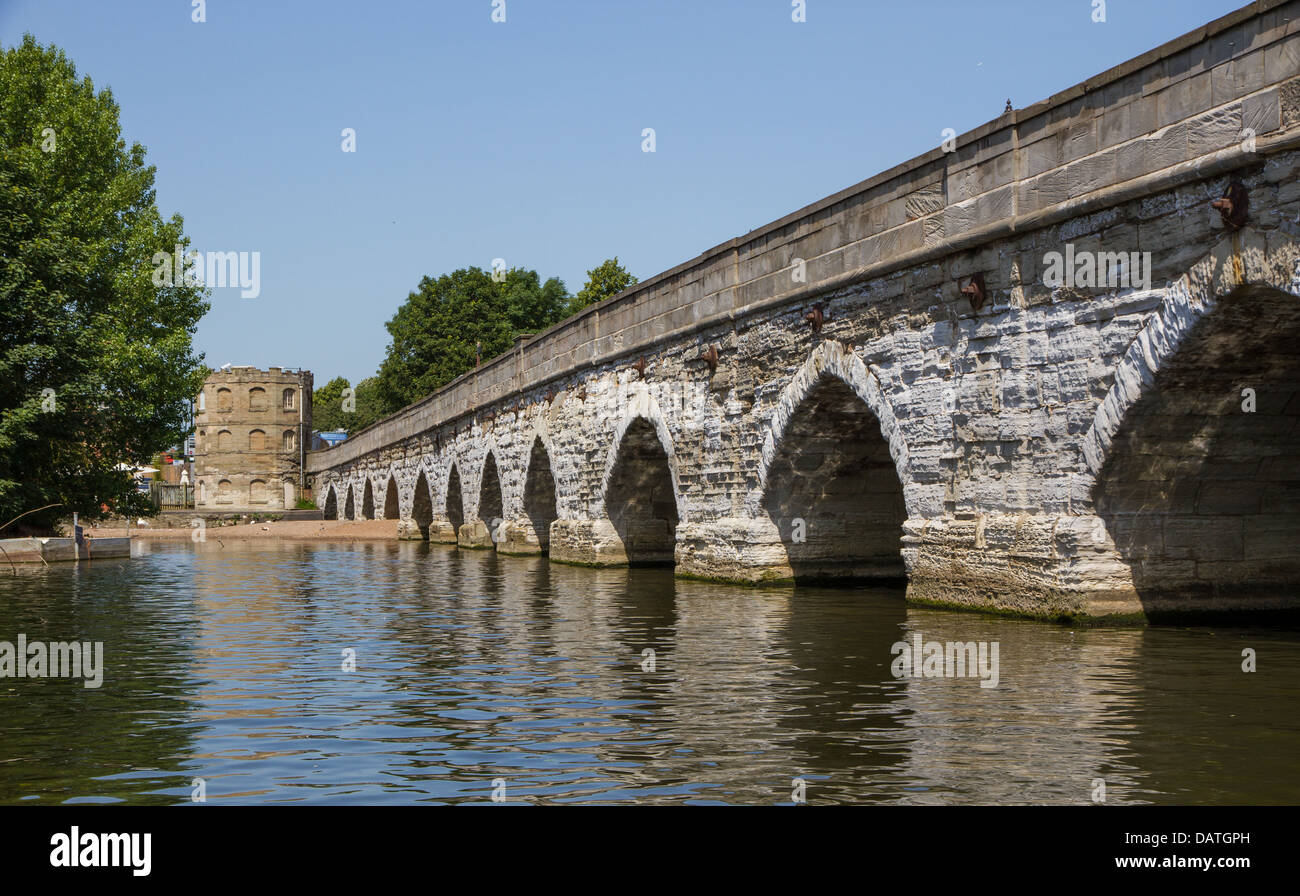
left=457, top=519, right=495, bottom=550
left=548, top=518, right=631, bottom=567
left=497, top=518, right=545, bottom=556
left=674, top=518, right=793, bottom=583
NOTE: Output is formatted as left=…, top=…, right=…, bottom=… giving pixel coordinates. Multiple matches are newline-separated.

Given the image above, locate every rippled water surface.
left=0, top=540, right=1296, bottom=805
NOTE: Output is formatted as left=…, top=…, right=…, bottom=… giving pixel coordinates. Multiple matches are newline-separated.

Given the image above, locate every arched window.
left=216, top=388, right=232, bottom=413
left=250, top=479, right=269, bottom=504
left=217, top=479, right=233, bottom=504
left=283, top=429, right=295, bottom=451
left=216, top=430, right=232, bottom=450
left=249, top=429, right=266, bottom=450
left=197, top=429, right=206, bottom=452
left=249, top=388, right=267, bottom=412
left=197, top=391, right=206, bottom=412
left=282, top=388, right=295, bottom=410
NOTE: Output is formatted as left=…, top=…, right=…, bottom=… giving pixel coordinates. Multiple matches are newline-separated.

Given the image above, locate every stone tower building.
left=193, top=366, right=313, bottom=512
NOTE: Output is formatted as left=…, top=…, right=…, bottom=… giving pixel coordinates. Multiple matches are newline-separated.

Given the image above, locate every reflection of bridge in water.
left=312, top=2, right=1300, bottom=620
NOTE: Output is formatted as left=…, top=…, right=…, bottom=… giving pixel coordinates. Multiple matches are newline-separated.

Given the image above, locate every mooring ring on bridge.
left=960, top=273, right=988, bottom=313
left=1211, top=181, right=1249, bottom=231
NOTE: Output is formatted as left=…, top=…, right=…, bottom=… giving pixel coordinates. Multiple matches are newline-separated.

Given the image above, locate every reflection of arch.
left=323, top=485, right=338, bottom=520
left=600, top=389, right=686, bottom=524
left=383, top=474, right=399, bottom=520
left=750, top=339, right=911, bottom=516
left=604, top=416, right=680, bottom=566
left=761, top=373, right=906, bottom=582
left=523, top=436, right=557, bottom=552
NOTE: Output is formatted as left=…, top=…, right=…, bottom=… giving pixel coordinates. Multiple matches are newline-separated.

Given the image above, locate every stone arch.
left=361, top=478, right=375, bottom=520
left=478, top=450, right=504, bottom=531
left=749, top=339, right=912, bottom=516
left=1085, top=231, right=1300, bottom=606
left=383, top=472, right=399, bottom=520
left=343, top=483, right=356, bottom=520
left=599, top=388, right=686, bottom=524
left=603, top=403, right=683, bottom=566
left=1080, top=231, right=1300, bottom=490
left=323, top=484, right=338, bottom=520
left=444, top=461, right=465, bottom=533
left=759, top=372, right=907, bottom=583
left=412, top=469, right=433, bottom=539
left=522, top=435, right=558, bottom=552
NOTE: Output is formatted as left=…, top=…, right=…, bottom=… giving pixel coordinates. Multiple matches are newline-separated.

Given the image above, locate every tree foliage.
left=0, top=36, right=209, bottom=532
left=310, top=376, right=350, bottom=433
left=374, top=266, right=568, bottom=412
left=566, top=257, right=637, bottom=316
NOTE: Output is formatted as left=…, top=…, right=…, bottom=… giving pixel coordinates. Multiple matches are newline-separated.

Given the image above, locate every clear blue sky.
left=1, top=0, right=1248, bottom=386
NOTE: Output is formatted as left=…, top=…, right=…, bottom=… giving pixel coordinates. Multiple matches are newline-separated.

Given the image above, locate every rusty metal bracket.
left=699, top=344, right=719, bottom=374
left=804, top=304, right=826, bottom=333
left=960, top=273, right=987, bottom=313
left=630, top=358, right=647, bottom=379
left=1211, top=181, right=1249, bottom=230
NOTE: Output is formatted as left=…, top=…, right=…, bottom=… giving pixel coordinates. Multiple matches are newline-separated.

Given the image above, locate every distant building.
left=311, top=430, right=348, bottom=450
left=193, top=366, right=313, bottom=511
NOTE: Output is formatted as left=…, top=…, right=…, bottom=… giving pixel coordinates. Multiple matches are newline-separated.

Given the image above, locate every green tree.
left=349, top=377, right=391, bottom=432
left=374, top=266, right=568, bottom=412
left=0, top=36, right=209, bottom=532
left=310, top=376, right=350, bottom=432
left=565, top=257, right=637, bottom=316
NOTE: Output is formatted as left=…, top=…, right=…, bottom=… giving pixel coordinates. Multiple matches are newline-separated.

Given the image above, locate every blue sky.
left=1, top=0, right=1248, bottom=386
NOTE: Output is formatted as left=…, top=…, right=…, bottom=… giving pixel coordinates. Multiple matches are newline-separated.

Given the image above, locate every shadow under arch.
left=412, top=470, right=433, bottom=539
left=604, top=416, right=681, bottom=567
left=1092, top=282, right=1300, bottom=612
left=478, top=451, right=504, bottom=546
left=343, top=485, right=356, bottom=521
left=523, top=436, right=557, bottom=553
left=383, top=474, right=399, bottom=520
left=445, top=463, right=465, bottom=534
left=761, top=373, right=906, bottom=583
left=322, top=485, right=338, bottom=520
left=361, top=479, right=375, bottom=520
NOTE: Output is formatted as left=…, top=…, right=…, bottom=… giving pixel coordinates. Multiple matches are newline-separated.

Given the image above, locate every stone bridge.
left=309, top=0, right=1300, bottom=619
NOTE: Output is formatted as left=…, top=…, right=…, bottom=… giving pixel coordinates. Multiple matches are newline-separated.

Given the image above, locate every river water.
left=0, top=540, right=1295, bottom=805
